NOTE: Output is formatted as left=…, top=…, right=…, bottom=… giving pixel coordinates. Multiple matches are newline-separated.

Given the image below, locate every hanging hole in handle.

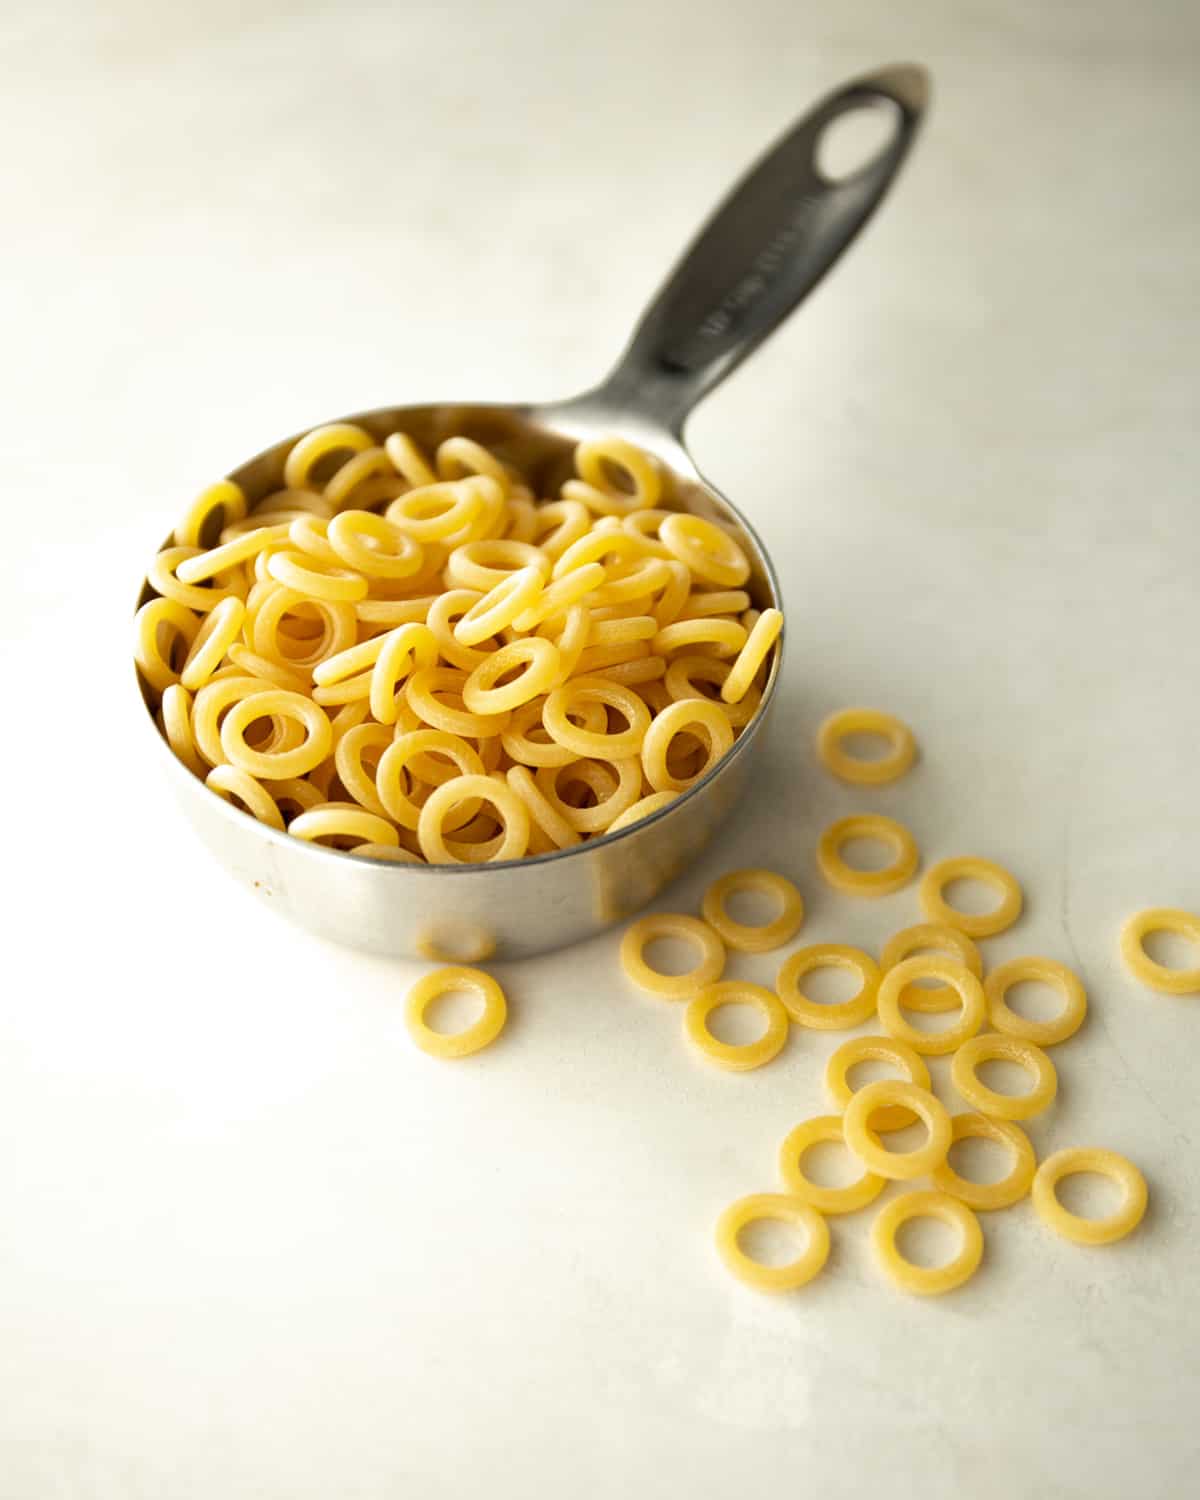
left=814, top=98, right=902, bottom=184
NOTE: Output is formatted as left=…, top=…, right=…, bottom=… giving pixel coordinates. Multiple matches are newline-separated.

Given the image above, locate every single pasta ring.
left=160, top=684, right=206, bottom=777
left=322, top=446, right=397, bottom=510
left=919, top=855, right=1023, bottom=938
left=931, top=1113, right=1037, bottom=1212
left=684, top=981, right=789, bottom=1072
left=573, top=436, right=663, bottom=511
left=776, top=944, right=879, bottom=1030
left=416, top=773, right=530, bottom=864
left=147, top=545, right=241, bottom=613
left=1031, top=1147, right=1148, bottom=1246
left=327, top=509, right=425, bottom=579
left=816, top=707, right=917, bottom=785
left=651, top=617, right=748, bottom=659
left=640, top=697, right=734, bottom=793
left=529, top=497, right=591, bottom=559
left=875, top=955, right=987, bottom=1056
left=333, top=722, right=395, bottom=819
left=664, top=654, right=761, bottom=729
left=405, top=666, right=509, bottom=739
left=180, top=595, right=246, bottom=691
left=542, top=676, right=651, bottom=760
left=701, top=868, right=804, bottom=953
left=435, top=436, right=513, bottom=494
left=950, top=1034, right=1058, bottom=1121
left=219, top=688, right=333, bottom=780
left=175, top=522, right=292, bottom=584
left=534, top=757, right=641, bottom=834
left=289, top=804, right=401, bottom=849
left=816, top=814, right=920, bottom=898
left=880, top=922, right=984, bottom=1015
left=462, top=638, right=562, bottom=715
left=444, top=538, right=549, bottom=591
left=777, top=1115, right=886, bottom=1214
left=659, top=512, right=750, bottom=588
left=405, top=965, right=507, bottom=1059
left=205, top=764, right=285, bottom=830
left=721, top=608, right=782, bottom=704
left=266, top=549, right=368, bottom=603
left=1119, top=908, right=1200, bottom=995
left=384, top=479, right=486, bottom=542
left=134, top=596, right=200, bottom=694
left=173, top=479, right=248, bottom=548
left=824, top=1034, right=932, bottom=1131
left=842, top=1081, right=952, bottom=1180
left=282, top=421, right=374, bottom=490
left=604, top=790, right=677, bottom=834
left=619, top=913, right=726, bottom=1000
left=985, top=956, right=1088, bottom=1045
left=376, top=730, right=484, bottom=830
left=453, top=566, right=544, bottom=646
left=871, top=1190, right=983, bottom=1296
left=369, top=624, right=440, bottom=724
left=510, top=562, right=606, bottom=629
left=714, top=1194, right=830, bottom=1292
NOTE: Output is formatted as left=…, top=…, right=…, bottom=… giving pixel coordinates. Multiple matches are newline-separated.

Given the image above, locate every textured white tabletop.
left=4, top=3, right=1199, bottom=1496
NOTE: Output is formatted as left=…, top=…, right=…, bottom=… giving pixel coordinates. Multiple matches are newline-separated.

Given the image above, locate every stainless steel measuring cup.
left=136, top=62, right=928, bottom=961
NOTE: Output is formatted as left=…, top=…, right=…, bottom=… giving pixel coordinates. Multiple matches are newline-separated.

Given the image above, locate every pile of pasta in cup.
left=134, top=424, right=783, bottom=861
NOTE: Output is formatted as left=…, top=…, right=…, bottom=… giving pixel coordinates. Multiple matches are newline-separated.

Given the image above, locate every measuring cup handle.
left=590, top=63, right=929, bottom=435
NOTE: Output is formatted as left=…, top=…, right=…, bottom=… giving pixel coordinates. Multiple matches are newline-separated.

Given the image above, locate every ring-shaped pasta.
left=510, top=562, right=606, bottom=630
left=323, top=447, right=397, bottom=510
left=652, top=617, right=748, bottom=659
left=985, top=956, right=1088, bottom=1045
left=522, top=498, right=587, bottom=559
left=174, top=479, right=248, bottom=548
left=191, top=674, right=285, bottom=766
left=251, top=588, right=358, bottom=670
left=332, top=722, right=395, bottom=818
left=551, top=528, right=643, bottom=580
left=649, top=560, right=693, bottom=626
left=880, top=923, right=985, bottom=1015
left=542, top=676, right=651, bottom=759
left=589, top=656, right=667, bottom=688
left=312, top=671, right=373, bottom=706
left=604, top=790, right=677, bottom=834
left=205, top=764, right=286, bottom=830
left=462, top=637, right=562, bottom=715
left=369, top=623, right=439, bottom=724
left=824, top=1035, right=933, bottom=1131
left=664, top=655, right=761, bottom=729
left=266, top=549, right=368, bottom=603
left=701, top=869, right=804, bottom=953
left=586, top=613, right=658, bottom=649
left=289, top=805, right=400, bottom=848
left=843, top=1081, right=953, bottom=1180
left=1031, top=1148, right=1148, bottom=1246
left=537, top=603, right=591, bottom=684
left=288, top=514, right=341, bottom=564
left=405, top=666, right=509, bottom=739
left=376, top=730, right=484, bottom=830
left=326, top=509, right=425, bottom=579
left=619, top=508, right=674, bottom=558
left=950, top=1034, right=1058, bottom=1121
left=219, top=689, right=333, bottom=779
left=175, top=523, right=292, bottom=584
left=264, top=776, right=325, bottom=819
left=573, top=435, right=662, bottom=511
left=678, top=588, right=752, bottom=619
left=871, top=1191, right=983, bottom=1296
left=640, top=698, right=734, bottom=793
left=776, top=944, right=880, bottom=1030
left=385, top=479, right=487, bottom=542
left=160, top=684, right=207, bottom=777
left=816, top=706, right=917, bottom=785
left=721, top=608, right=782, bottom=703
left=876, top=955, right=987, bottom=1056
left=282, top=422, right=374, bottom=490
left=533, top=757, right=642, bottom=834
left=659, top=512, right=750, bottom=587
left=134, top=597, right=200, bottom=693
left=684, top=981, right=789, bottom=1072
left=179, top=595, right=245, bottom=691
left=619, top=913, right=726, bottom=1000
left=424, top=589, right=502, bottom=671
left=502, top=491, right=537, bottom=543
left=311, top=629, right=396, bottom=687
left=226, top=646, right=309, bottom=693
left=816, top=814, right=920, bottom=898
left=931, top=1113, right=1037, bottom=1211
left=500, top=696, right=605, bottom=768
left=417, top=773, right=530, bottom=864
left=778, top=1115, right=886, bottom=1214
left=1119, top=908, right=1200, bottom=995
left=585, top=556, right=672, bottom=609
left=504, top=765, right=580, bottom=850
left=383, top=431, right=437, bottom=489
left=919, top=855, right=1023, bottom=939
left=405, top=964, right=508, bottom=1059
left=714, top=1194, right=830, bottom=1293
left=573, top=641, right=651, bottom=677
left=351, top=842, right=424, bottom=864
left=453, top=566, right=544, bottom=647
left=444, top=538, right=551, bottom=591
left=435, top=436, right=511, bottom=494
left=148, top=546, right=241, bottom=613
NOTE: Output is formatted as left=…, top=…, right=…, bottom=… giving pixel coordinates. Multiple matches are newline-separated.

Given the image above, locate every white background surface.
left=3, top=2, right=1199, bottom=1496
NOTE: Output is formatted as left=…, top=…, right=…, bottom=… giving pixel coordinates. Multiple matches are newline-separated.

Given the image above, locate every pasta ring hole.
left=643, top=935, right=708, bottom=978
left=839, top=729, right=897, bottom=763
left=942, top=876, right=1006, bottom=917
left=736, top=1217, right=813, bottom=1269
left=704, top=1000, right=769, bottom=1047
left=975, top=1058, right=1039, bottom=1098
left=846, top=1056, right=908, bottom=1090
left=423, top=985, right=487, bottom=1036
left=797, top=966, right=864, bottom=1006
left=946, top=1135, right=1016, bottom=1187
left=1002, top=978, right=1070, bottom=1023
left=839, top=835, right=901, bottom=873
left=1141, top=928, right=1200, bottom=971
left=794, top=1139, right=864, bottom=1190
left=722, top=886, right=784, bottom=927
left=894, top=1215, right=962, bottom=1271
left=1052, top=1171, right=1126, bottom=1220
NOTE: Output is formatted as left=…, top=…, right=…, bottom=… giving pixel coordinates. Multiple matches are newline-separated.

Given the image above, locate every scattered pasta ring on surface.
left=875, top=955, right=987, bottom=1056
left=619, top=913, right=726, bottom=999
left=816, top=707, right=917, bottom=785
left=985, top=956, right=1088, bottom=1045
left=715, top=1194, right=830, bottom=1292
left=824, top=1034, right=932, bottom=1131
left=405, top=966, right=507, bottom=1059
left=701, top=868, right=803, bottom=953
left=684, top=981, right=789, bottom=1072
left=777, top=1116, right=886, bottom=1215
left=1119, top=908, right=1200, bottom=995
left=880, top=923, right=984, bottom=1015
left=871, top=1191, right=983, bottom=1296
left=776, top=944, right=880, bottom=1030
left=931, top=1113, right=1037, bottom=1212
left=919, top=855, right=1023, bottom=938
left=843, top=1081, right=953, bottom=1180
left=950, top=1034, right=1058, bottom=1121
left=816, top=814, right=920, bottom=898
left=1032, top=1148, right=1148, bottom=1245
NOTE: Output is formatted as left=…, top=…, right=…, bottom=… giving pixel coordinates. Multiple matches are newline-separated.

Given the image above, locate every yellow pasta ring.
left=931, top=1113, right=1037, bottom=1212
left=871, top=1190, right=983, bottom=1296
left=405, top=966, right=507, bottom=1059
left=219, top=688, right=333, bottom=780
left=405, top=666, right=510, bottom=739
left=160, top=683, right=206, bottom=777
left=816, top=707, right=917, bottom=785
left=384, top=479, right=486, bottom=542
left=640, top=697, right=734, bottom=793
left=880, top=923, right=985, bottom=1015
left=376, top=730, right=484, bottom=830
left=134, top=596, right=200, bottom=694
left=775, top=944, right=880, bottom=1030
left=510, top=562, right=606, bottom=630
left=985, top=955, right=1088, bottom=1044
left=383, top=431, right=437, bottom=488
left=147, top=546, right=240, bottom=613
left=721, top=608, right=782, bottom=704
left=684, top=981, right=789, bottom=1072
left=369, top=623, right=439, bottom=724
left=843, top=1081, right=953, bottom=1180
left=603, top=790, right=678, bottom=834
left=289, top=805, right=401, bottom=848
left=435, top=436, right=512, bottom=494
left=949, top=1034, right=1058, bottom=1121
left=327, top=509, right=425, bottom=579
left=173, top=479, right=248, bottom=548
left=333, top=722, right=394, bottom=819
left=919, top=855, right=1023, bottom=938
left=1031, top=1147, right=1148, bottom=1246
left=875, top=955, right=987, bottom=1056
left=266, top=549, right=368, bottom=603
left=1119, top=907, right=1200, bottom=995
left=701, top=868, right=803, bottom=953
left=652, top=617, right=748, bottom=659
left=205, top=764, right=285, bottom=830
left=816, top=814, right=920, bottom=898
left=542, top=676, right=651, bottom=760
left=619, top=913, right=726, bottom=1000
left=574, top=435, right=663, bottom=511
left=777, top=1115, right=886, bottom=1214
left=714, top=1194, right=830, bottom=1292
left=659, top=512, right=750, bottom=587
left=444, top=538, right=550, bottom=591
left=503, top=765, right=580, bottom=850
left=416, top=773, right=530, bottom=864
left=452, top=566, right=544, bottom=646
left=462, top=637, right=562, bottom=715
left=179, top=595, right=246, bottom=691
left=823, top=1034, right=932, bottom=1131
left=282, top=421, right=374, bottom=490
left=532, top=758, right=642, bottom=834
